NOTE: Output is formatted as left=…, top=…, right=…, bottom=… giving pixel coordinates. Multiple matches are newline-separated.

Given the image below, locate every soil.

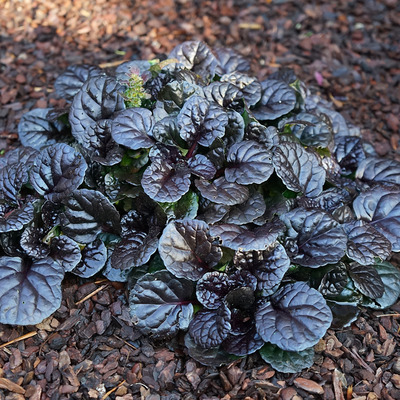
left=0, top=0, right=400, bottom=399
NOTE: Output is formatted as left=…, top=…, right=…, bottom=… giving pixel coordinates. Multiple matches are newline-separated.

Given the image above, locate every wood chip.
left=293, top=378, right=324, bottom=395
left=0, top=377, right=25, bottom=394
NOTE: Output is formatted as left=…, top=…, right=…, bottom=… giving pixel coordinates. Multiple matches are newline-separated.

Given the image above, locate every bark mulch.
left=0, top=0, right=400, bottom=399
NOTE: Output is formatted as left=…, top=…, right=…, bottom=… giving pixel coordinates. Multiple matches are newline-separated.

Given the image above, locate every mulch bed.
left=0, top=0, right=400, bottom=399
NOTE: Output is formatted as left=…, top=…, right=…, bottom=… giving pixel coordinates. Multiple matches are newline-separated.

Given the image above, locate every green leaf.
left=362, top=261, right=400, bottom=309
left=259, top=343, right=314, bottom=373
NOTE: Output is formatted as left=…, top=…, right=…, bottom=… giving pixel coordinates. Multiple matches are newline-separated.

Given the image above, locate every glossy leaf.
left=0, top=163, right=29, bottom=205
left=195, top=177, right=249, bottom=206
left=363, top=261, right=400, bottom=309
left=353, top=186, right=400, bottom=251
left=54, top=64, right=103, bottom=101
left=220, top=72, right=262, bottom=106
left=111, top=108, right=155, bottom=150
left=60, top=189, right=120, bottom=244
left=18, top=108, right=63, bottom=149
left=289, top=112, right=333, bottom=147
left=0, top=202, right=35, bottom=233
left=214, top=47, right=250, bottom=74
left=281, top=208, right=347, bottom=267
left=129, top=270, right=194, bottom=338
left=189, top=306, right=231, bottom=348
left=30, top=143, right=87, bottom=201
left=348, top=262, right=384, bottom=299
left=344, top=221, right=391, bottom=265
left=209, top=221, right=284, bottom=251
left=356, top=157, right=400, bottom=185
left=50, top=235, right=82, bottom=272
left=273, top=141, right=326, bottom=197
left=335, top=136, right=365, bottom=172
left=178, top=96, right=228, bottom=147
left=72, top=239, right=107, bottom=277
left=158, top=219, right=222, bottom=280
left=69, top=75, right=125, bottom=148
left=256, top=282, right=333, bottom=351
left=222, top=328, right=265, bottom=356
left=222, top=191, right=266, bottom=225
left=20, top=227, right=49, bottom=259
left=203, top=82, right=243, bottom=108
left=0, top=256, right=64, bottom=325
left=141, top=159, right=191, bottom=203
left=252, top=79, right=296, bottom=120
left=234, top=243, right=290, bottom=296
left=169, top=40, right=219, bottom=77
left=259, top=343, right=314, bottom=373
left=225, top=140, right=273, bottom=185
left=111, top=231, right=158, bottom=270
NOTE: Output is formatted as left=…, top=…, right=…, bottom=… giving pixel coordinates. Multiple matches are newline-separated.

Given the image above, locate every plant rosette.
left=1, top=40, right=400, bottom=372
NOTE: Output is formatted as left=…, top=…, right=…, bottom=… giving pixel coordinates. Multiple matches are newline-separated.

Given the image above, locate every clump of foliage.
left=1, top=41, right=400, bottom=372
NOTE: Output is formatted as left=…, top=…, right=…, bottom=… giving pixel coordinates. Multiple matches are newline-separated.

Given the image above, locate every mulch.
left=0, top=0, right=400, bottom=399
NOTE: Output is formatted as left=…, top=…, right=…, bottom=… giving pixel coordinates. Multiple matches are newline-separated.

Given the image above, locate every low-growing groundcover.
left=1, top=40, right=400, bottom=373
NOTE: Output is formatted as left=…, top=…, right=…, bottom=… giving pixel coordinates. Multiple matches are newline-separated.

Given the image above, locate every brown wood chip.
left=0, top=377, right=25, bottom=394
left=293, top=377, right=324, bottom=395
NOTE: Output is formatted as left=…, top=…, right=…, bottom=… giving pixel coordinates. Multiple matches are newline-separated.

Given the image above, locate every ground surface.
left=0, top=0, right=400, bottom=399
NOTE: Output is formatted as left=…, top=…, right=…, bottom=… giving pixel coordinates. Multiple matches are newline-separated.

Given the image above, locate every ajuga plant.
left=1, top=41, right=400, bottom=373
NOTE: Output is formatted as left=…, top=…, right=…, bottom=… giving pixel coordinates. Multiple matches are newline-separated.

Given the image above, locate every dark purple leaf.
left=90, top=119, right=124, bottom=166
left=188, top=154, right=216, bottom=180
left=344, top=221, right=391, bottom=265
left=0, top=147, right=38, bottom=169
left=335, top=136, right=366, bottom=173
left=246, top=122, right=279, bottom=148
left=297, top=187, right=352, bottom=213
left=18, top=108, right=63, bottom=150
left=348, top=262, right=384, bottom=299
left=129, top=270, right=194, bottom=338
left=195, top=176, right=249, bottom=206
left=69, top=75, right=125, bottom=147
left=30, top=143, right=87, bottom=202
left=60, top=189, right=121, bottom=244
left=0, top=163, right=29, bottom=205
left=269, top=68, right=297, bottom=84
left=318, top=264, right=349, bottom=298
left=273, top=141, right=326, bottom=197
left=20, top=227, right=49, bottom=259
left=152, top=116, right=184, bottom=147
left=111, top=108, right=155, bottom=150
left=198, top=199, right=230, bottom=225
left=289, top=112, right=333, bottom=147
left=203, top=82, right=243, bottom=108
left=178, top=96, right=228, bottom=147
left=356, top=157, right=400, bottom=185
left=222, top=191, right=266, bottom=225
left=353, top=186, right=400, bottom=251
left=0, top=202, right=35, bottom=233
left=196, top=271, right=232, bottom=309
left=214, top=47, right=251, bottom=74
left=50, top=235, right=81, bottom=272
left=220, top=72, right=262, bottom=106
left=54, top=64, right=103, bottom=101
left=189, top=306, right=231, bottom=348
left=111, top=231, right=158, bottom=270
left=141, top=159, right=191, bottom=202
left=159, top=219, right=222, bottom=280
left=222, top=328, right=265, bottom=356
left=184, top=333, right=240, bottom=367
left=234, top=243, right=290, bottom=296
left=169, top=40, right=219, bottom=77
left=0, top=256, right=64, bottom=325
left=72, top=238, right=107, bottom=277
left=209, top=221, right=284, bottom=251
left=252, top=79, right=296, bottom=120
left=255, top=282, right=332, bottom=351
left=225, top=140, right=273, bottom=185
left=280, top=208, right=347, bottom=267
